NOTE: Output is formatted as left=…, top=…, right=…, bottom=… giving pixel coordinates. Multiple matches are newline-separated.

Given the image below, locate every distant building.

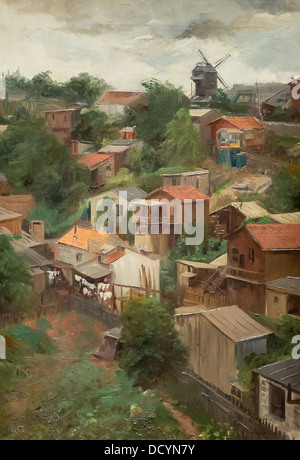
left=209, top=117, right=266, bottom=152
left=162, top=170, right=210, bottom=196
left=78, top=144, right=131, bottom=188
left=175, top=305, right=272, bottom=396
left=209, top=201, right=271, bottom=239
left=0, top=194, right=35, bottom=218
left=43, top=108, right=81, bottom=145
left=134, top=186, right=210, bottom=255
left=226, top=224, right=300, bottom=314
left=71, top=140, right=94, bottom=157
left=96, top=91, right=148, bottom=116
left=87, top=187, right=146, bottom=230
left=253, top=360, right=300, bottom=440
left=189, top=109, right=221, bottom=148
left=0, top=207, right=23, bottom=234
left=266, top=277, right=300, bottom=319
left=261, top=85, right=291, bottom=118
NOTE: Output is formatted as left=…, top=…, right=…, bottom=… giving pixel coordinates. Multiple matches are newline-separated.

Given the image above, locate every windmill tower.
left=191, top=49, right=230, bottom=102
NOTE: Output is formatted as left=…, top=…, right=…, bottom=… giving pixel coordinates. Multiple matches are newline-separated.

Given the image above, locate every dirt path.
left=163, top=398, right=202, bottom=441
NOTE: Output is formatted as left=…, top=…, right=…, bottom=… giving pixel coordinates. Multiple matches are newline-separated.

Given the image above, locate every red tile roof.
left=96, top=91, right=148, bottom=107
left=210, top=117, right=265, bottom=130
left=145, top=186, right=210, bottom=202
left=247, top=224, right=300, bottom=251
left=78, top=153, right=113, bottom=169
left=59, top=227, right=111, bottom=250
left=104, top=251, right=125, bottom=264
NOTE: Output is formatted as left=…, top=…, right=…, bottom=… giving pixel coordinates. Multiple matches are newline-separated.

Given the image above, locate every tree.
left=0, top=235, right=32, bottom=314
left=117, top=297, right=188, bottom=388
left=160, top=108, right=206, bottom=168
left=73, top=108, right=120, bottom=149
left=0, top=108, right=90, bottom=234
left=128, top=144, right=165, bottom=174
left=26, top=71, right=59, bottom=99
left=123, top=79, right=190, bottom=149
left=264, top=164, right=300, bottom=213
left=62, top=73, right=110, bottom=106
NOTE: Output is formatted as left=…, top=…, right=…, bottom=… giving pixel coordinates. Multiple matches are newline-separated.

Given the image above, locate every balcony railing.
left=227, top=266, right=265, bottom=283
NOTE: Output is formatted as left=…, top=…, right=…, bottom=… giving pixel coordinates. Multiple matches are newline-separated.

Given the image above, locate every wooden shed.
left=175, top=305, right=272, bottom=395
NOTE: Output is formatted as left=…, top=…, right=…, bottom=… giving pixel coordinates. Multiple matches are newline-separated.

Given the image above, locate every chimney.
left=73, top=225, right=78, bottom=244
left=30, top=221, right=45, bottom=242
left=71, top=140, right=79, bottom=156
left=121, top=127, right=137, bottom=140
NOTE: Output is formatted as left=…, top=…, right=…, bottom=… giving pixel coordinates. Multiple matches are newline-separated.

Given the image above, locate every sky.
left=0, top=0, right=300, bottom=93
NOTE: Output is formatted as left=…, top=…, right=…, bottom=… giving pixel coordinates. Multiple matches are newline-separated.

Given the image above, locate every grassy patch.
left=277, top=137, right=300, bottom=149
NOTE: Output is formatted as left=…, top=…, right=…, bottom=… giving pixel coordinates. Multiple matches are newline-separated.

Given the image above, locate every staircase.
left=202, top=266, right=227, bottom=295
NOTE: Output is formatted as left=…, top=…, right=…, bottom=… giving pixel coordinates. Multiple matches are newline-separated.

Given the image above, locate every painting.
left=0, top=0, right=300, bottom=443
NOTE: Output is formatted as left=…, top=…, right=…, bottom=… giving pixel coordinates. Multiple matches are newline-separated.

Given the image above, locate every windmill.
left=191, top=49, right=231, bottom=101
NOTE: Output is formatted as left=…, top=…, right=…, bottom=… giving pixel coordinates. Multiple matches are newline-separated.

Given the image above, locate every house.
left=0, top=207, right=23, bottom=234
left=0, top=195, right=35, bottom=218
left=56, top=226, right=125, bottom=266
left=209, top=117, right=266, bottom=152
left=209, top=201, right=271, bottom=239
left=73, top=259, right=113, bottom=308
left=162, top=170, right=210, bottom=196
left=189, top=108, right=221, bottom=148
left=43, top=108, right=81, bottom=145
left=177, top=254, right=227, bottom=308
left=71, top=140, right=94, bottom=157
left=87, top=187, right=146, bottom=230
left=261, top=85, right=291, bottom=118
left=175, top=305, right=272, bottom=396
left=253, top=360, right=300, bottom=440
left=226, top=224, right=300, bottom=314
left=78, top=153, right=115, bottom=187
left=134, top=186, right=210, bottom=255
left=106, top=247, right=160, bottom=313
left=110, top=127, right=143, bottom=151
left=0, top=173, right=11, bottom=196
left=266, top=277, right=300, bottom=319
left=78, top=145, right=131, bottom=188
left=96, top=91, right=148, bottom=116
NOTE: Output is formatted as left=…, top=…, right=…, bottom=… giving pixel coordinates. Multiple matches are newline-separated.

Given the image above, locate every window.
left=274, top=296, right=279, bottom=304
left=116, top=204, right=124, bottom=217
left=239, top=254, right=245, bottom=268
left=232, top=248, right=239, bottom=263
left=249, top=248, right=255, bottom=264
left=171, top=178, right=178, bottom=187
left=76, top=254, right=83, bottom=263
left=269, top=384, right=285, bottom=421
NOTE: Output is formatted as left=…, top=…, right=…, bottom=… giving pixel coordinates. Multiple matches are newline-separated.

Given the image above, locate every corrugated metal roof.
left=112, top=188, right=146, bottom=201
left=267, top=277, right=300, bottom=294
left=99, top=145, right=129, bottom=154
left=263, top=85, right=291, bottom=108
left=270, top=212, right=300, bottom=224
left=255, top=359, right=300, bottom=393
left=200, top=306, right=272, bottom=343
left=175, top=305, right=208, bottom=316
left=190, top=109, right=219, bottom=117
left=0, top=227, right=42, bottom=252
left=111, top=139, right=139, bottom=147
left=18, top=248, right=50, bottom=267
left=211, top=201, right=269, bottom=220
left=0, top=207, right=22, bottom=221
left=74, top=260, right=111, bottom=280
left=247, top=224, right=300, bottom=251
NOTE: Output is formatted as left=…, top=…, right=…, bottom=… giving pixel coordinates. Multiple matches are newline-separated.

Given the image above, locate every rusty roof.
left=200, top=306, right=272, bottom=343
left=104, top=251, right=125, bottom=264
left=96, top=91, right=148, bottom=107
left=78, top=153, right=113, bottom=169
left=145, top=186, right=210, bottom=202
left=210, top=116, right=265, bottom=130
left=59, top=226, right=111, bottom=251
left=246, top=223, right=300, bottom=251
left=267, top=277, right=300, bottom=294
